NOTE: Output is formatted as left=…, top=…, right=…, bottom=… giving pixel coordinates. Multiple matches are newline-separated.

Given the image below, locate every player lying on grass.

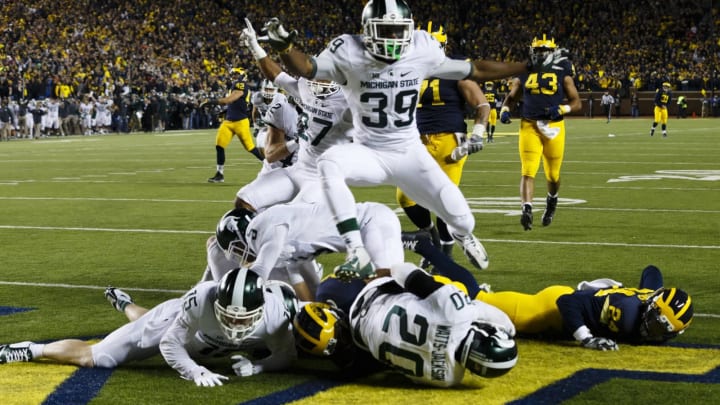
left=402, top=231, right=694, bottom=350
left=294, top=262, right=518, bottom=387
left=0, top=268, right=299, bottom=387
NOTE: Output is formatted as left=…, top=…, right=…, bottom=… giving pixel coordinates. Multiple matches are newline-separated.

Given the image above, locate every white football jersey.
left=313, top=30, right=471, bottom=149
left=349, top=277, right=513, bottom=387
left=158, top=280, right=295, bottom=379
left=258, top=94, right=298, bottom=173
left=274, top=73, right=353, bottom=166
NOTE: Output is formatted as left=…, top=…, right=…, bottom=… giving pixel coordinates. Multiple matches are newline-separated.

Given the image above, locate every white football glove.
left=231, top=354, right=261, bottom=377
left=191, top=366, right=229, bottom=387
left=450, top=143, right=468, bottom=162
left=240, top=18, right=267, bottom=60
left=581, top=337, right=619, bottom=351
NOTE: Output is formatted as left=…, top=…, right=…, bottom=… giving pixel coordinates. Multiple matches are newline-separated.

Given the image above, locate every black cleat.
left=207, top=172, right=224, bottom=183
left=520, top=204, right=533, bottom=231
left=0, top=342, right=33, bottom=364
left=542, top=196, right=558, bottom=226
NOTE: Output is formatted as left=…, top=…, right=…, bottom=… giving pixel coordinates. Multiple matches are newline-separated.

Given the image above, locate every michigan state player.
left=256, top=0, right=568, bottom=280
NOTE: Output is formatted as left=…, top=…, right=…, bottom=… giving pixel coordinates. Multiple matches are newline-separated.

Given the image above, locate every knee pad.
left=438, top=183, right=474, bottom=232
left=92, top=351, right=119, bottom=368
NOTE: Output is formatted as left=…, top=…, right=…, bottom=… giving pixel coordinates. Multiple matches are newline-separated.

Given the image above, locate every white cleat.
left=453, top=233, right=489, bottom=270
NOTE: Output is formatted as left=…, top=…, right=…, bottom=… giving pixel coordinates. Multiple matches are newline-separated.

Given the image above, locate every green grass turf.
left=0, top=116, right=718, bottom=404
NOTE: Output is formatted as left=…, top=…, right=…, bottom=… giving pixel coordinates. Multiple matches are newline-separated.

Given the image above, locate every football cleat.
left=542, top=196, right=558, bottom=227
left=105, top=287, right=134, bottom=312
left=333, top=247, right=376, bottom=281
left=0, top=341, right=33, bottom=364
left=208, top=172, right=224, bottom=183
left=452, top=233, right=489, bottom=270
left=521, top=204, right=533, bottom=231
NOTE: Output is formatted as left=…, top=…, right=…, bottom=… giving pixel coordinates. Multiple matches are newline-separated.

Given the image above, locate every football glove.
left=468, top=125, right=484, bottom=154
left=500, top=106, right=512, bottom=124
left=240, top=18, right=267, bottom=60
left=581, top=337, right=619, bottom=351
left=260, top=18, right=297, bottom=52
left=191, top=366, right=229, bottom=387
left=527, top=47, right=569, bottom=72
left=547, top=104, right=571, bottom=120
left=450, top=143, right=468, bottom=162
left=231, top=354, right=262, bottom=377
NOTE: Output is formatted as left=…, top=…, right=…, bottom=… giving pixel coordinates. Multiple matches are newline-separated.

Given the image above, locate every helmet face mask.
left=214, top=267, right=265, bottom=343
left=361, top=0, right=414, bottom=61
left=457, top=322, right=517, bottom=378
left=639, top=287, right=693, bottom=342
left=261, top=79, right=278, bottom=103
left=307, top=79, right=340, bottom=99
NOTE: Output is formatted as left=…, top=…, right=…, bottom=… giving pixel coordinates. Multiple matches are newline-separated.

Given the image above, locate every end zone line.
left=0, top=280, right=186, bottom=294
left=0, top=280, right=717, bottom=319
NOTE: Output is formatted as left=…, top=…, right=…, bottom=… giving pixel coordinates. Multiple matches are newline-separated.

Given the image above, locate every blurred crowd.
left=0, top=0, right=717, bottom=137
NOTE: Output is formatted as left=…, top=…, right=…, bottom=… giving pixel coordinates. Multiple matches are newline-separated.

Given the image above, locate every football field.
left=0, top=117, right=718, bottom=404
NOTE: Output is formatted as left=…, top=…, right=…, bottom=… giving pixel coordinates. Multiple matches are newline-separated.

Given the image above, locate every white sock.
left=29, top=343, right=45, bottom=359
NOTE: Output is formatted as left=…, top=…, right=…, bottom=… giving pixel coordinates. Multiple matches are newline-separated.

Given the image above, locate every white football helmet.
left=214, top=267, right=265, bottom=343
left=361, top=0, right=414, bottom=61
left=261, top=79, right=278, bottom=103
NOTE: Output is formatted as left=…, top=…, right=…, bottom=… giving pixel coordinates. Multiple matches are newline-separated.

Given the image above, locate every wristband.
left=500, top=106, right=510, bottom=113
left=560, top=104, right=571, bottom=114
left=471, top=124, right=485, bottom=137
left=249, top=42, right=267, bottom=60
left=572, top=325, right=593, bottom=342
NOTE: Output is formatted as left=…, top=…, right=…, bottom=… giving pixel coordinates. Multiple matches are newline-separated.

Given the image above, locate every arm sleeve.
left=250, top=224, right=290, bottom=280
left=391, top=262, right=443, bottom=299
left=556, top=292, right=595, bottom=341
left=253, top=326, right=297, bottom=372
left=429, top=58, right=473, bottom=81
left=159, top=314, right=203, bottom=380
left=274, top=72, right=301, bottom=99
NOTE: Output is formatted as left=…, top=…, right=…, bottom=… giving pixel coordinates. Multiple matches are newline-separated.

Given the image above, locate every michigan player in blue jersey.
left=477, top=265, right=694, bottom=350
left=208, top=68, right=264, bottom=183
left=500, top=35, right=581, bottom=230
left=484, top=81, right=498, bottom=142
left=650, top=82, right=672, bottom=137
left=399, top=233, right=694, bottom=351
left=396, top=21, right=489, bottom=267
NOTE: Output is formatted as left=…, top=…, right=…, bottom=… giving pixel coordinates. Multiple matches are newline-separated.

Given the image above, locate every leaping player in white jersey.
left=238, top=19, right=353, bottom=212
left=0, top=268, right=298, bottom=387
left=258, top=0, right=569, bottom=280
